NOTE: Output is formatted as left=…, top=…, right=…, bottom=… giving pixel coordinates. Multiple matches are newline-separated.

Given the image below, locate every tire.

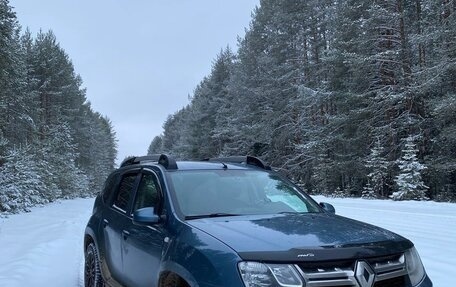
left=162, top=273, right=188, bottom=287
left=84, top=242, right=104, bottom=287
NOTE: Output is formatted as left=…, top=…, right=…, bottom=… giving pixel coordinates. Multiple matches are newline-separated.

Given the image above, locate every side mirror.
left=319, top=202, right=336, bottom=214
left=133, top=207, right=160, bottom=226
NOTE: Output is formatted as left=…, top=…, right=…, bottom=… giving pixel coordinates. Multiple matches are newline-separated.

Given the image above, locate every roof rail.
left=203, top=156, right=271, bottom=170
left=120, top=154, right=177, bottom=170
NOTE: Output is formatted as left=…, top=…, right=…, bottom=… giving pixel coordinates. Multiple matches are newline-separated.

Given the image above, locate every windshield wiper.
left=185, top=213, right=241, bottom=220
left=278, top=211, right=299, bottom=214
left=277, top=211, right=318, bottom=215
left=277, top=211, right=311, bottom=215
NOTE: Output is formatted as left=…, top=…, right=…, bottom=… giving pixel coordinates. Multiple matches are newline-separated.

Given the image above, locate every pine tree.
left=79, top=111, right=116, bottom=191
left=20, top=28, right=40, bottom=143
left=392, top=135, right=428, bottom=200
left=0, top=0, right=29, bottom=146
left=0, top=145, right=49, bottom=213
left=161, top=107, right=192, bottom=159
left=426, top=92, right=456, bottom=201
left=152, top=0, right=456, bottom=201
left=148, top=136, right=163, bottom=155
left=32, top=30, right=86, bottom=135
left=362, top=182, right=376, bottom=199
left=0, top=2, right=118, bottom=213
left=363, top=139, right=389, bottom=198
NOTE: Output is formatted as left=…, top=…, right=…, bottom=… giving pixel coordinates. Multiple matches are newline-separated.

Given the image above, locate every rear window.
left=102, top=173, right=119, bottom=203
left=113, top=174, right=138, bottom=212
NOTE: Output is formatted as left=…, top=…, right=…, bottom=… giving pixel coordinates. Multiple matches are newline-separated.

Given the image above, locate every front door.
left=122, top=170, right=167, bottom=287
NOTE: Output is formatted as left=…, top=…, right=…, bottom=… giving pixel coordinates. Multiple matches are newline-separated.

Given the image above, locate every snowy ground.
left=313, top=195, right=456, bottom=286
left=0, top=196, right=454, bottom=286
left=0, top=198, right=93, bottom=287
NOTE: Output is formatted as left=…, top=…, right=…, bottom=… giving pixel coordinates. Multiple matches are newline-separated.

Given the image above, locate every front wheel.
left=162, top=273, right=189, bottom=287
left=84, top=242, right=104, bottom=287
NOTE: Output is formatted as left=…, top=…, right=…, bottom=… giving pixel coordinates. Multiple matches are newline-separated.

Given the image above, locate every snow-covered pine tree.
left=161, top=107, right=192, bottom=159
left=0, top=2, right=118, bottom=213
left=312, top=150, right=333, bottom=195
left=187, top=47, right=234, bottom=159
left=392, top=135, right=428, bottom=200
left=363, top=139, right=389, bottom=198
left=152, top=0, right=455, bottom=200
left=362, top=182, right=375, bottom=199
left=0, top=146, right=48, bottom=213
left=36, top=122, right=88, bottom=199
left=147, top=136, right=163, bottom=155
left=0, top=0, right=30, bottom=146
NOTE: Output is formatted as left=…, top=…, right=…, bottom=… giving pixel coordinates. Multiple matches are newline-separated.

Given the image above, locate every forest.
left=149, top=0, right=456, bottom=201
left=0, top=0, right=117, bottom=213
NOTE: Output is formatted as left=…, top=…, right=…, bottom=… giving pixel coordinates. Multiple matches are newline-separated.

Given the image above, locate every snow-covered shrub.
left=331, top=187, right=347, bottom=198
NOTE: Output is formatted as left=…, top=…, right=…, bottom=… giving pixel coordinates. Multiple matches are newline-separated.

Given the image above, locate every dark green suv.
left=84, top=154, right=432, bottom=287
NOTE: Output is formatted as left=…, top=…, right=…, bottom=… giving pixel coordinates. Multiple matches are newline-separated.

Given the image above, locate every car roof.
left=118, top=155, right=271, bottom=172
left=118, top=161, right=255, bottom=171
left=171, top=161, right=251, bottom=171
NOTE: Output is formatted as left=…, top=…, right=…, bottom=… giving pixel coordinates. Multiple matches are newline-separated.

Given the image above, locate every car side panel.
left=102, top=207, right=127, bottom=285
left=122, top=223, right=167, bottom=287
left=159, top=219, right=244, bottom=287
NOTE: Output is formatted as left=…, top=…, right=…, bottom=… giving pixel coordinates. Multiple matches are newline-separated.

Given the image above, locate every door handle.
left=122, top=230, right=130, bottom=240
left=103, top=219, right=109, bottom=228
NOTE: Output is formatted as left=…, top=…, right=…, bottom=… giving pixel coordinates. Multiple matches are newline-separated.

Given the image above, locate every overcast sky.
left=10, top=0, right=259, bottom=164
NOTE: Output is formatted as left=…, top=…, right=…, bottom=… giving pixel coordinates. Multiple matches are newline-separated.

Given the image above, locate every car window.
left=133, top=173, right=160, bottom=212
left=258, top=175, right=309, bottom=212
left=169, top=170, right=321, bottom=217
left=113, top=173, right=138, bottom=212
left=102, top=172, right=119, bottom=203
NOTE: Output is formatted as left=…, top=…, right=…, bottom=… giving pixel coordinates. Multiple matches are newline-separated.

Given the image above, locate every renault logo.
left=355, top=261, right=375, bottom=287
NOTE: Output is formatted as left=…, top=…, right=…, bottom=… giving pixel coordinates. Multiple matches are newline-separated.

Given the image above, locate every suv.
left=84, top=154, right=432, bottom=287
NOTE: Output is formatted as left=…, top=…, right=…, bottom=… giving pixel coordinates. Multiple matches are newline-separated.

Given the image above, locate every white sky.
left=10, top=0, right=259, bottom=164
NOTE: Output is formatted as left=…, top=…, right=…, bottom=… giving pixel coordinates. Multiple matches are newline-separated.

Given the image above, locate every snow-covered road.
left=0, top=196, right=454, bottom=286
left=0, top=198, right=93, bottom=287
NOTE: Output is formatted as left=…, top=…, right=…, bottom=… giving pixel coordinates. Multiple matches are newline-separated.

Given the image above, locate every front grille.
left=374, top=275, right=406, bottom=287
left=294, top=254, right=407, bottom=287
left=297, top=259, right=354, bottom=270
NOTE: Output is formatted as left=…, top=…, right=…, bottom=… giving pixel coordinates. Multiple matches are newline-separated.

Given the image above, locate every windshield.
left=168, top=169, right=321, bottom=218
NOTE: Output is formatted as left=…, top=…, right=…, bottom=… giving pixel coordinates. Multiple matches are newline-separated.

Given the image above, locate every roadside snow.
left=0, top=198, right=93, bottom=287
left=313, top=195, right=456, bottom=287
left=0, top=196, right=454, bottom=286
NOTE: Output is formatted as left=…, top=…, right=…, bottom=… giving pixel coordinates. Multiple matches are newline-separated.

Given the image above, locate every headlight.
left=238, top=261, right=303, bottom=287
left=405, top=247, right=426, bottom=286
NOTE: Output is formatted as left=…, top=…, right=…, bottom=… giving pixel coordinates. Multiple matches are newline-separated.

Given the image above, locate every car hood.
left=186, top=213, right=412, bottom=262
